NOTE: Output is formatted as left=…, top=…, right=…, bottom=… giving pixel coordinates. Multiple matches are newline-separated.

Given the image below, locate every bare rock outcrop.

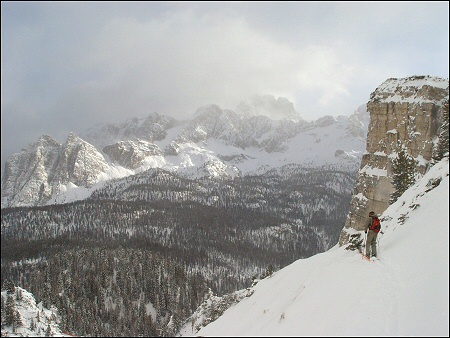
left=339, top=75, right=449, bottom=246
left=103, top=140, right=163, bottom=169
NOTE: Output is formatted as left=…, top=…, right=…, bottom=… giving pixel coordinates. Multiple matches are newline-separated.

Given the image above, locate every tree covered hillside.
left=1, top=164, right=355, bottom=336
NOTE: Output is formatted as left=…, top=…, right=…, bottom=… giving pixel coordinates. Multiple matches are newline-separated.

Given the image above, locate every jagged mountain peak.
left=103, top=140, right=163, bottom=170
left=123, top=111, right=178, bottom=131
left=1, top=130, right=110, bottom=207
left=192, top=104, right=242, bottom=125
left=65, top=131, right=79, bottom=144
left=79, top=112, right=178, bottom=150
left=33, top=134, right=60, bottom=149
left=2, top=98, right=371, bottom=207
left=62, top=132, right=99, bottom=153
left=345, top=104, right=370, bottom=139
left=312, top=115, right=336, bottom=127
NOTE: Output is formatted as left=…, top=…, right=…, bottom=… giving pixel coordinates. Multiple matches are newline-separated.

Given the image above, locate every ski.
left=360, top=252, right=373, bottom=262
left=357, top=248, right=374, bottom=263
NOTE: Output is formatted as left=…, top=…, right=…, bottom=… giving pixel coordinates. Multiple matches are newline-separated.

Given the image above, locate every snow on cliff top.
left=370, top=75, right=448, bottom=104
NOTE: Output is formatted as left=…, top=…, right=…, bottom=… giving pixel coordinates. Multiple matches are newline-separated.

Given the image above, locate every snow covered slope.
left=179, top=157, right=449, bottom=336
left=1, top=286, right=70, bottom=337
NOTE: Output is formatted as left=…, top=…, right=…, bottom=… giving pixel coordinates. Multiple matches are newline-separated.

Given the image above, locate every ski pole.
left=364, top=231, right=367, bottom=256
left=377, top=234, right=380, bottom=257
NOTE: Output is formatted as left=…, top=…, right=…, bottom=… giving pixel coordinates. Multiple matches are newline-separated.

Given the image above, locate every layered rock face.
left=339, top=76, right=449, bottom=245
left=103, top=140, right=163, bottom=169
left=1, top=133, right=109, bottom=207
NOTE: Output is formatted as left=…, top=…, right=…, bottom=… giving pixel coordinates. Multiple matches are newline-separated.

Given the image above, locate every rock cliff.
left=339, top=75, right=449, bottom=246
left=1, top=133, right=109, bottom=207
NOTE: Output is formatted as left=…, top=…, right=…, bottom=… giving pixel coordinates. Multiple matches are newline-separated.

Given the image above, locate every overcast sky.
left=1, top=1, right=449, bottom=170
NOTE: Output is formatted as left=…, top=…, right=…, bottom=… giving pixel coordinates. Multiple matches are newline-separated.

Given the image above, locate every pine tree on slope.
left=390, top=144, right=417, bottom=204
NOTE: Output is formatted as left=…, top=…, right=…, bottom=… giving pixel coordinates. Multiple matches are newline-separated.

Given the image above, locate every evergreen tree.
left=2, top=279, right=16, bottom=294
left=1, top=295, right=4, bottom=323
left=433, top=99, right=449, bottom=163
left=30, top=318, right=36, bottom=331
left=162, top=315, right=178, bottom=337
left=260, top=264, right=274, bottom=279
left=4, top=294, right=15, bottom=326
left=390, top=145, right=417, bottom=204
left=45, top=323, right=52, bottom=337
left=13, top=310, right=23, bottom=332
left=345, top=233, right=364, bottom=252
left=16, top=288, right=23, bottom=301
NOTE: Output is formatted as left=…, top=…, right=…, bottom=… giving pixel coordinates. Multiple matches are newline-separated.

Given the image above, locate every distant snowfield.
left=179, top=158, right=449, bottom=337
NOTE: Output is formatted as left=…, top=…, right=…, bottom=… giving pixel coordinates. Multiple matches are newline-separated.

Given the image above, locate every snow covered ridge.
left=1, top=285, right=72, bottom=337
left=369, top=75, right=448, bottom=104
left=178, top=157, right=449, bottom=336
left=1, top=104, right=369, bottom=208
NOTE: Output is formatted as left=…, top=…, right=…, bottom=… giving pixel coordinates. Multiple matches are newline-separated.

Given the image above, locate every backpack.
left=369, top=217, right=381, bottom=233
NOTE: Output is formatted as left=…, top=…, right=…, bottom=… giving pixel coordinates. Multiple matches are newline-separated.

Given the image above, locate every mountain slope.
left=179, top=157, right=449, bottom=336
left=1, top=286, right=69, bottom=337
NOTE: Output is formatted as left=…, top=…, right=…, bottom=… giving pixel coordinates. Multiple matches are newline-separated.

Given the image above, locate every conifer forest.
left=1, top=165, right=355, bottom=336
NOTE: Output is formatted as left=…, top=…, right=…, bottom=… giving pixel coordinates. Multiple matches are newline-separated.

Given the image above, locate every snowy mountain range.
left=1, top=100, right=369, bottom=208
left=178, top=156, right=449, bottom=336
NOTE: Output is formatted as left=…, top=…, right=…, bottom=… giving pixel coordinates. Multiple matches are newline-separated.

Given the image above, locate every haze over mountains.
left=1, top=95, right=369, bottom=208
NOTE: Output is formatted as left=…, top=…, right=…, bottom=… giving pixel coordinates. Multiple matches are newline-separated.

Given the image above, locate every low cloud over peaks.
left=235, top=94, right=301, bottom=121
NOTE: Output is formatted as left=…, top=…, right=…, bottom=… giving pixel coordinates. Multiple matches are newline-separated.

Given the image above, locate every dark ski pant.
left=365, top=230, right=378, bottom=258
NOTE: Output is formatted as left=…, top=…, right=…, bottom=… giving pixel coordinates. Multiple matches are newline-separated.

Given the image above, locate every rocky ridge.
left=1, top=103, right=369, bottom=208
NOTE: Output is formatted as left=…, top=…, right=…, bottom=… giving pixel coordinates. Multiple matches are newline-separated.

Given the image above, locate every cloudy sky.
left=1, top=1, right=449, bottom=169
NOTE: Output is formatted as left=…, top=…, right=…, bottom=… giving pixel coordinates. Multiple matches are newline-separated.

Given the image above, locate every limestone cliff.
left=339, top=75, right=449, bottom=246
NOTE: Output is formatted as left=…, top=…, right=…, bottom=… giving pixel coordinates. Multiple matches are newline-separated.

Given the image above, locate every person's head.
left=369, top=211, right=375, bottom=217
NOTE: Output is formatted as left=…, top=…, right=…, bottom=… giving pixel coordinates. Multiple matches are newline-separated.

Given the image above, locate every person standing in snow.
left=365, top=211, right=381, bottom=258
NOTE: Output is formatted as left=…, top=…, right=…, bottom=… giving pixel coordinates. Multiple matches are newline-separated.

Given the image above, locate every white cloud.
left=79, top=13, right=299, bottom=115
left=63, top=11, right=368, bottom=124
